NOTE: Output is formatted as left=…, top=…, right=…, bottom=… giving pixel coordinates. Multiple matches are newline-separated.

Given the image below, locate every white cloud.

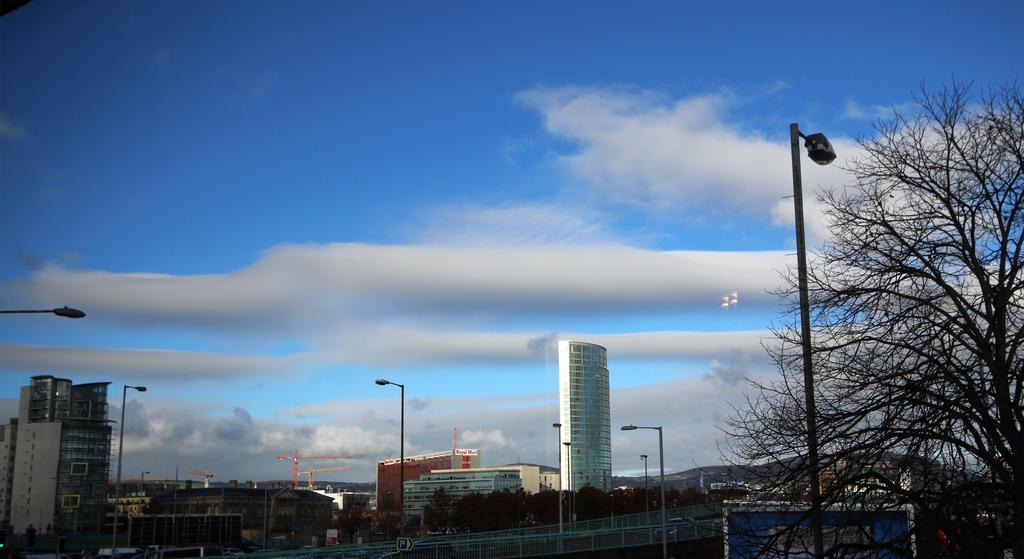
left=518, top=87, right=777, bottom=212
left=841, top=98, right=917, bottom=121
left=0, top=343, right=294, bottom=381
left=113, top=363, right=770, bottom=482
left=417, top=203, right=614, bottom=246
left=0, top=329, right=770, bottom=379
left=11, top=243, right=790, bottom=332
left=769, top=196, right=834, bottom=244
left=461, top=429, right=518, bottom=453
left=3, top=239, right=787, bottom=378
left=517, top=86, right=851, bottom=223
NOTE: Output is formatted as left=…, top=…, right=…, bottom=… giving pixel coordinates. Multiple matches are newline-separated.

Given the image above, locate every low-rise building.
left=480, top=464, right=560, bottom=493
left=403, top=469, right=522, bottom=518
left=376, top=448, right=480, bottom=513
left=148, top=486, right=333, bottom=544
left=107, top=480, right=189, bottom=521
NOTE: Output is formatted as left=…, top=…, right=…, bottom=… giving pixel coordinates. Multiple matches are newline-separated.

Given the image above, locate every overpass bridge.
left=251, top=503, right=725, bottom=559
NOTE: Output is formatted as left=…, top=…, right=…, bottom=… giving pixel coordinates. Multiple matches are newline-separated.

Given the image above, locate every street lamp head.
left=374, top=379, right=390, bottom=386
left=53, top=306, right=86, bottom=319
left=641, top=454, right=648, bottom=459
left=621, top=425, right=637, bottom=431
left=563, top=441, right=571, bottom=447
left=552, top=422, right=561, bottom=428
left=803, top=132, right=837, bottom=165
left=134, top=386, right=147, bottom=392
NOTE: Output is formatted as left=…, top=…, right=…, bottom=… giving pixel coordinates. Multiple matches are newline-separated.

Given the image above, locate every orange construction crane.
left=299, top=465, right=352, bottom=490
left=185, top=467, right=214, bottom=488
left=274, top=450, right=347, bottom=488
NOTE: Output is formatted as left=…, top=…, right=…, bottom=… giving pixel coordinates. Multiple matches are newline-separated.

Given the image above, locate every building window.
left=61, top=494, right=80, bottom=509
left=70, top=462, right=88, bottom=475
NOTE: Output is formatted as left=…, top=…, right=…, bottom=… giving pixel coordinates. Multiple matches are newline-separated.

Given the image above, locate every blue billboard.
left=725, top=507, right=912, bottom=558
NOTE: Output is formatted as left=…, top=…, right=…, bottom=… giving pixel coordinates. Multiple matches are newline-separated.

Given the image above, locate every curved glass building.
left=558, top=340, right=611, bottom=492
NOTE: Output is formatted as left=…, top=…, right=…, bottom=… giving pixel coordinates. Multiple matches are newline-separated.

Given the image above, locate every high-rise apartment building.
left=0, top=375, right=112, bottom=534
left=558, top=340, right=611, bottom=492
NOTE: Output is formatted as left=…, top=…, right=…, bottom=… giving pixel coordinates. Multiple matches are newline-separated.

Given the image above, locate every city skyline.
left=2, top=0, right=1022, bottom=483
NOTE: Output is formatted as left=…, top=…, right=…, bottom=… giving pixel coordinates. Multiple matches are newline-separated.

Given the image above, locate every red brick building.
left=375, top=448, right=480, bottom=512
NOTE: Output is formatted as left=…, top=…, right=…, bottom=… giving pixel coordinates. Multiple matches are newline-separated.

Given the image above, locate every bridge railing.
left=195, top=503, right=726, bottom=559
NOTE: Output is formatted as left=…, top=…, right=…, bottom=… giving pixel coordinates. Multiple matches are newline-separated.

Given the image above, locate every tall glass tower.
left=558, top=340, right=611, bottom=492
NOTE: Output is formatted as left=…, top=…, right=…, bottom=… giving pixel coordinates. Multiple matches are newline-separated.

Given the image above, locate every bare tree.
left=728, top=82, right=1023, bottom=558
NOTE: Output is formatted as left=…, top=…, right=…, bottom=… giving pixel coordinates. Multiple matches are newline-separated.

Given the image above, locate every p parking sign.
left=396, top=537, right=414, bottom=551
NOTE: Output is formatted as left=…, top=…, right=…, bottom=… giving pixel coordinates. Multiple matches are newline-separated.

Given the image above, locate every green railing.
left=6, top=504, right=724, bottom=558
left=240, top=503, right=724, bottom=559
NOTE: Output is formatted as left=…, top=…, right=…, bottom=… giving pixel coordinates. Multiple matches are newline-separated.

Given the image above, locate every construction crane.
left=274, top=450, right=347, bottom=489
left=299, top=465, right=352, bottom=490
left=185, top=467, right=214, bottom=488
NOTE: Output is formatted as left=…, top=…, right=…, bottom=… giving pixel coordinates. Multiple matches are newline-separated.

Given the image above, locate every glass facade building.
left=558, top=340, right=611, bottom=492
left=0, top=376, right=112, bottom=534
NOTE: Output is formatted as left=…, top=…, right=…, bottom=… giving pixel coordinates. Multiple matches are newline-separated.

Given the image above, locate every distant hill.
left=613, top=464, right=760, bottom=491
left=505, top=462, right=559, bottom=473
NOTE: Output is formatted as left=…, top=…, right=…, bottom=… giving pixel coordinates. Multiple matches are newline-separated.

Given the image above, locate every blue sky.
left=2, top=0, right=1021, bottom=482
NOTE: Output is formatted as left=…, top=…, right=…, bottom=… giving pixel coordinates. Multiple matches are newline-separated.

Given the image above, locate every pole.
left=112, top=385, right=128, bottom=555
left=556, top=426, right=563, bottom=533
left=263, top=485, right=269, bottom=549
left=399, top=383, right=405, bottom=535
left=173, top=466, right=178, bottom=547
left=657, top=427, right=667, bottom=559
left=791, top=122, right=825, bottom=559
left=563, top=442, right=573, bottom=522
left=642, top=455, right=649, bottom=515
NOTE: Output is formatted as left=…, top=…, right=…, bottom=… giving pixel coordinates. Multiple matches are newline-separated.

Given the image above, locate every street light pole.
left=563, top=442, right=573, bottom=522
left=112, top=385, right=147, bottom=555
left=790, top=123, right=837, bottom=559
left=552, top=423, right=563, bottom=533
left=622, top=425, right=667, bottom=559
left=375, top=378, right=405, bottom=534
left=641, top=454, right=649, bottom=515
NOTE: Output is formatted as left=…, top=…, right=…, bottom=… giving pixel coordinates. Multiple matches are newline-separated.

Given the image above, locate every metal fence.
left=241, top=503, right=724, bottom=559
left=5, top=503, right=724, bottom=558
left=7, top=531, right=119, bottom=553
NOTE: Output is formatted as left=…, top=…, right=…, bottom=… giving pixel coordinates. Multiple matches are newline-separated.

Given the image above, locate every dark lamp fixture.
left=803, top=132, right=837, bottom=165
left=53, top=306, right=86, bottom=318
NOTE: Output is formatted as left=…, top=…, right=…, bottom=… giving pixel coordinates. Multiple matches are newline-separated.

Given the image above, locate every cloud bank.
left=113, top=364, right=769, bottom=482
left=518, top=86, right=855, bottom=239
left=11, top=243, right=788, bottom=330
